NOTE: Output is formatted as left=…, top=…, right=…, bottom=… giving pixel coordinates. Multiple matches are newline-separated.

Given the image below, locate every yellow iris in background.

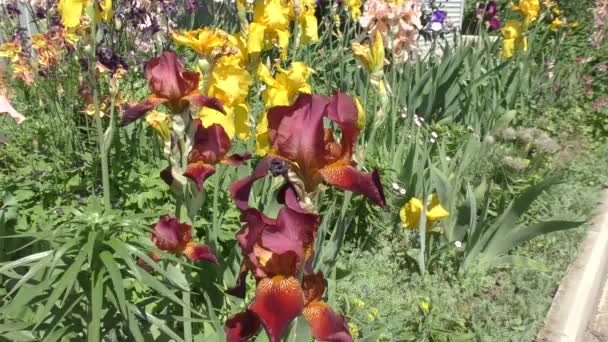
left=58, top=0, right=112, bottom=28
left=400, top=194, right=449, bottom=230
left=0, top=41, right=22, bottom=62
left=248, top=0, right=295, bottom=59
left=198, top=63, right=253, bottom=139
left=173, top=28, right=235, bottom=63
left=549, top=17, right=563, bottom=31
left=299, top=0, right=319, bottom=44
left=257, top=62, right=313, bottom=108
left=352, top=31, right=385, bottom=75
left=347, top=0, right=363, bottom=20
left=511, top=0, right=540, bottom=27
left=255, top=61, right=313, bottom=155
left=500, top=20, right=527, bottom=59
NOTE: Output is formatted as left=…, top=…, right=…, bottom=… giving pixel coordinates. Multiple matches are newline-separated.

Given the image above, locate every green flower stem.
left=91, top=15, right=111, bottom=211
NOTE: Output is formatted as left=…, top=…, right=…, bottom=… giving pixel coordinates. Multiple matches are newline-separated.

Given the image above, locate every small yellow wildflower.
left=352, top=298, right=366, bottom=308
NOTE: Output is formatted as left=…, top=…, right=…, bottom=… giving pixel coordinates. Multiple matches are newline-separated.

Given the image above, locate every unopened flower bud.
left=146, top=111, right=171, bottom=141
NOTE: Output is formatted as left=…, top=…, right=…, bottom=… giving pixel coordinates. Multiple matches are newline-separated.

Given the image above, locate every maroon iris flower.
left=121, top=51, right=224, bottom=126
left=231, top=91, right=385, bottom=211
left=223, top=207, right=352, bottom=342
left=148, top=215, right=218, bottom=263
left=476, top=1, right=501, bottom=30
left=161, top=119, right=250, bottom=190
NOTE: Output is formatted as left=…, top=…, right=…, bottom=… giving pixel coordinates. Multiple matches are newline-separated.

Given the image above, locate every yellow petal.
left=199, top=106, right=237, bottom=139
left=300, top=10, right=319, bottom=44
left=400, top=198, right=423, bottom=229
left=371, top=31, right=385, bottom=73
left=98, top=0, right=112, bottom=23
left=255, top=113, right=270, bottom=156
left=58, top=0, right=88, bottom=28
left=275, top=28, right=291, bottom=59
left=427, top=194, right=449, bottom=221
left=354, top=97, right=365, bottom=129
left=248, top=23, right=266, bottom=54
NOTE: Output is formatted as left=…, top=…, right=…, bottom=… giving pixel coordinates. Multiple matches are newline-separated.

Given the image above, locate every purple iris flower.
left=428, top=10, right=447, bottom=32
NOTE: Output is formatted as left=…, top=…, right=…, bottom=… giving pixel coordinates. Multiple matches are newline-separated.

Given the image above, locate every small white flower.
left=399, top=188, right=406, bottom=195
left=430, top=138, right=436, bottom=143
left=420, top=117, right=425, bottom=122
left=431, top=131, right=438, bottom=138
left=392, top=183, right=400, bottom=190
left=415, top=120, right=422, bottom=127
left=401, top=113, right=407, bottom=118
left=446, top=156, right=451, bottom=161
left=455, top=241, right=462, bottom=248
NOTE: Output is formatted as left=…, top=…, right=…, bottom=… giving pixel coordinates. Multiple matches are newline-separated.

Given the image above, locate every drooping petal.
left=122, top=96, right=168, bottom=126
left=150, top=215, right=192, bottom=251
left=224, top=152, right=251, bottom=166
left=400, top=197, right=423, bottom=229
left=250, top=276, right=304, bottom=342
left=247, top=23, right=266, bottom=54
left=225, top=310, right=262, bottom=342
left=160, top=166, right=174, bottom=186
left=183, top=242, right=219, bottom=264
left=318, top=161, right=386, bottom=207
left=0, top=94, right=26, bottom=124
left=184, top=161, right=216, bottom=191
left=230, top=156, right=273, bottom=210
left=226, top=262, right=249, bottom=298
left=304, top=301, right=352, bottom=342
left=183, top=93, right=226, bottom=114
left=191, top=121, right=231, bottom=164
left=267, top=94, right=329, bottom=183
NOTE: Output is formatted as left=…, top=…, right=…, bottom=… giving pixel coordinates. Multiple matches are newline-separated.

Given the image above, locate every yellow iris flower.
left=173, top=28, right=235, bottom=64
left=257, top=62, right=313, bottom=108
left=248, top=0, right=295, bottom=59
left=352, top=31, right=385, bottom=75
left=0, top=41, right=22, bottom=63
left=348, top=0, right=363, bottom=20
left=255, top=61, right=313, bottom=155
left=352, top=32, right=388, bottom=107
left=500, top=20, right=527, bottom=59
left=511, top=0, right=540, bottom=27
left=222, top=33, right=249, bottom=67
left=299, top=0, right=319, bottom=44
left=400, top=194, right=449, bottom=230
left=57, top=0, right=112, bottom=28
left=199, top=62, right=253, bottom=139
left=549, top=17, right=563, bottom=31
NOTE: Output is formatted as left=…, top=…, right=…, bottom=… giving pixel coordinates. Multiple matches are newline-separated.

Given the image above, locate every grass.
left=336, top=137, right=608, bottom=341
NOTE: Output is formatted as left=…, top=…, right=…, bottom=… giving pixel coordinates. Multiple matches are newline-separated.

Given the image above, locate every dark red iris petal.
left=304, top=301, right=352, bottom=342
left=250, top=276, right=304, bottom=342
left=225, top=309, right=261, bottom=342
left=318, top=163, right=386, bottom=208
